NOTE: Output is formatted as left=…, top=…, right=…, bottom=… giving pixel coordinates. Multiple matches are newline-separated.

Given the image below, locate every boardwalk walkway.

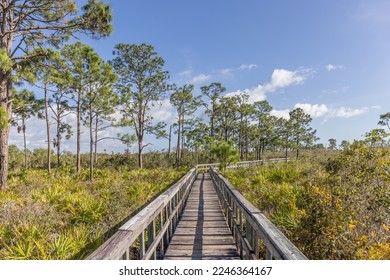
left=87, top=161, right=307, bottom=260
left=164, top=173, right=240, bottom=260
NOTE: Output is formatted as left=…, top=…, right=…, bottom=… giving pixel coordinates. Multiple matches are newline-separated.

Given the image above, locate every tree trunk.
left=76, top=91, right=81, bottom=173
left=56, top=113, right=61, bottom=167
left=22, top=119, right=27, bottom=169
left=94, top=115, right=98, bottom=164
left=0, top=78, right=12, bottom=190
left=181, top=115, right=185, bottom=162
left=89, top=104, right=93, bottom=181
left=210, top=113, right=214, bottom=138
left=168, top=124, right=171, bottom=159
left=44, top=83, right=51, bottom=174
left=176, top=115, right=181, bottom=168
left=138, top=140, right=143, bottom=168
left=137, top=115, right=144, bottom=169
left=0, top=125, right=9, bottom=190
left=285, top=133, right=289, bottom=162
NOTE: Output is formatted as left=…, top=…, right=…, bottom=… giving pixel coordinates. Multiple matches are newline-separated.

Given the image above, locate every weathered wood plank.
left=86, top=229, right=134, bottom=260
left=164, top=173, right=240, bottom=260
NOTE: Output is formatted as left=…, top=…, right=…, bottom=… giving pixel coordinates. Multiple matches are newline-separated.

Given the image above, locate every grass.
left=0, top=167, right=186, bottom=259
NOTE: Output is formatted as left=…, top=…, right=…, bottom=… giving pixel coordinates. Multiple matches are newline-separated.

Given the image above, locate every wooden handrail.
left=197, top=158, right=290, bottom=172
left=87, top=158, right=297, bottom=260
left=210, top=165, right=307, bottom=260
left=87, top=168, right=197, bottom=260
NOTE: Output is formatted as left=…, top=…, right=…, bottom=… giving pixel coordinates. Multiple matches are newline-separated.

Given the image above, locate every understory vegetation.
left=0, top=168, right=185, bottom=259
left=222, top=143, right=390, bottom=260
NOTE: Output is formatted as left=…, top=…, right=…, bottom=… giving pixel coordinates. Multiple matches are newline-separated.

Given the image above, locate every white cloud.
left=225, top=67, right=312, bottom=104
left=325, top=106, right=368, bottom=121
left=190, top=74, right=211, bottom=84
left=225, top=85, right=267, bottom=103
left=294, top=103, right=329, bottom=118
left=325, top=64, right=344, bottom=71
left=151, top=98, right=175, bottom=124
left=264, top=68, right=309, bottom=91
left=270, top=109, right=290, bottom=120
left=175, top=70, right=212, bottom=85
left=296, top=103, right=369, bottom=123
left=270, top=103, right=369, bottom=123
left=238, top=64, right=258, bottom=71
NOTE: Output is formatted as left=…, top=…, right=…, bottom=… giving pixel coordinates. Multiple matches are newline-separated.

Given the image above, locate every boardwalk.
left=87, top=161, right=307, bottom=260
left=164, top=173, right=240, bottom=260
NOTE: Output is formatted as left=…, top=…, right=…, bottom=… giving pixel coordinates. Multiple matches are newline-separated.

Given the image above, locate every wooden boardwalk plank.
left=164, top=173, right=240, bottom=260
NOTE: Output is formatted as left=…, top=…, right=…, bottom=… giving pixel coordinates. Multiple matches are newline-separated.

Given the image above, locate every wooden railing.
left=210, top=166, right=307, bottom=260
left=197, top=158, right=289, bottom=172
left=87, top=158, right=300, bottom=260
left=87, top=168, right=197, bottom=260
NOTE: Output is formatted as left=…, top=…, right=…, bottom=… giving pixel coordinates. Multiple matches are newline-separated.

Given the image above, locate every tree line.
left=1, top=1, right=389, bottom=190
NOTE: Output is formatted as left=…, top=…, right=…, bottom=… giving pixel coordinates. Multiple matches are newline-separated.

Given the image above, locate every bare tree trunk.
left=44, top=83, right=51, bottom=174
left=22, top=119, right=27, bottom=169
left=0, top=78, right=12, bottom=189
left=89, top=104, right=93, bottom=181
left=76, top=92, right=81, bottom=173
left=176, top=115, right=182, bottom=167
left=138, top=141, right=143, bottom=168
left=168, top=124, right=171, bottom=159
left=0, top=125, right=9, bottom=190
left=137, top=115, right=144, bottom=169
left=181, top=115, right=185, bottom=162
left=94, top=115, right=98, bottom=164
left=285, top=133, right=289, bottom=162
left=56, top=113, right=61, bottom=167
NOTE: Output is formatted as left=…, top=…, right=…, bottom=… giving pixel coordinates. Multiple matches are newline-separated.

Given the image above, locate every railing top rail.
left=87, top=167, right=196, bottom=260
left=120, top=168, right=195, bottom=231
left=210, top=166, right=307, bottom=260
left=196, top=158, right=290, bottom=170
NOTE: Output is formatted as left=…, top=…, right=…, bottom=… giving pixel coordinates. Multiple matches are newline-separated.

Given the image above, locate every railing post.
left=140, top=231, right=145, bottom=259
left=253, top=231, right=259, bottom=259
left=147, top=219, right=156, bottom=260
left=159, top=211, right=164, bottom=259
left=239, top=209, right=243, bottom=259
left=266, top=248, right=273, bottom=260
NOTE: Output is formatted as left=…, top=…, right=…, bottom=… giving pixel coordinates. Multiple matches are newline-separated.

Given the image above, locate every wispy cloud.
left=190, top=74, right=211, bottom=84
left=325, top=64, right=345, bottom=72
left=220, top=68, right=234, bottom=75
left=175, top=70, right=211, bottom=85
left=355, top=0, right=390, bottom=25
left=238, top=64, right=258, bottom=71
left=220, top=64, right=258, bottom=76
left=178, top=70, right=192, bottom=77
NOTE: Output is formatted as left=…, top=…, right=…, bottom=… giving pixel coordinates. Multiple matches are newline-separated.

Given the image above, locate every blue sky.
left=10, top=0, right=390, bottom=153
